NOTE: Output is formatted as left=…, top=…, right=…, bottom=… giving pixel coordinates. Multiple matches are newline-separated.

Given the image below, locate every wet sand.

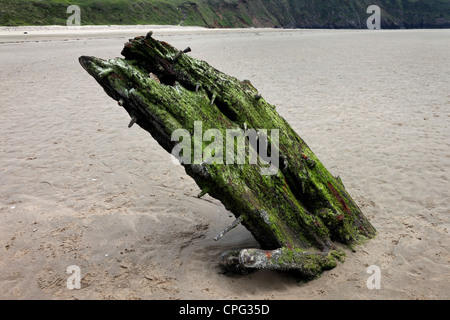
left=0, top=26, right=449, bottom=299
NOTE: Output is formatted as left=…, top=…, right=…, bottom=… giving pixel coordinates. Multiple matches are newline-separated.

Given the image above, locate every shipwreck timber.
left=79, top=32, right=376, bottom=277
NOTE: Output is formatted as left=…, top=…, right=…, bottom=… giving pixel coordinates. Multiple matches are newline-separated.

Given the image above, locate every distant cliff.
left=1, top=0, right=449, bottom=28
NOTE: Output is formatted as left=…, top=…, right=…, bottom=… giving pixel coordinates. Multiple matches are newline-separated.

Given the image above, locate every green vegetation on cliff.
left=1, top=0, right=448, bottom=28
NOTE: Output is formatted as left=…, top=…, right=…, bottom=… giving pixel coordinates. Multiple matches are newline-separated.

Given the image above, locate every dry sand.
left=0, top=26, right=449, bottom=300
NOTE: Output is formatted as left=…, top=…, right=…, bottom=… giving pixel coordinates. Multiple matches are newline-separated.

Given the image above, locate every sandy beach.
left=0, top=26, right=449, bottom=300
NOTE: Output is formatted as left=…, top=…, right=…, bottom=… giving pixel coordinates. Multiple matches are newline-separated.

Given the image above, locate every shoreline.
left=1, top=24, right=444, bottom=44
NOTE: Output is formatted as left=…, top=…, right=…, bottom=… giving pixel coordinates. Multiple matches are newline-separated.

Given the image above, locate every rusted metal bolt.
left=174, top=47, right=192, bottom=61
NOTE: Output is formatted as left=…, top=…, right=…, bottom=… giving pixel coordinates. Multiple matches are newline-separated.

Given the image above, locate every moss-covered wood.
left=79, top=32, right=376, bottom=278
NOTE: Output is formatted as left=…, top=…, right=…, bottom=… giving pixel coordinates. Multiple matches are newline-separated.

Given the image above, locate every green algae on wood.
left=78, top=32, right=376, bottom=277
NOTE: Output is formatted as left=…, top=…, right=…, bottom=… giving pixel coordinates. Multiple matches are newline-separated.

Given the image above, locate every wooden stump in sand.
left=79, top=32, right=376, bottom=278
